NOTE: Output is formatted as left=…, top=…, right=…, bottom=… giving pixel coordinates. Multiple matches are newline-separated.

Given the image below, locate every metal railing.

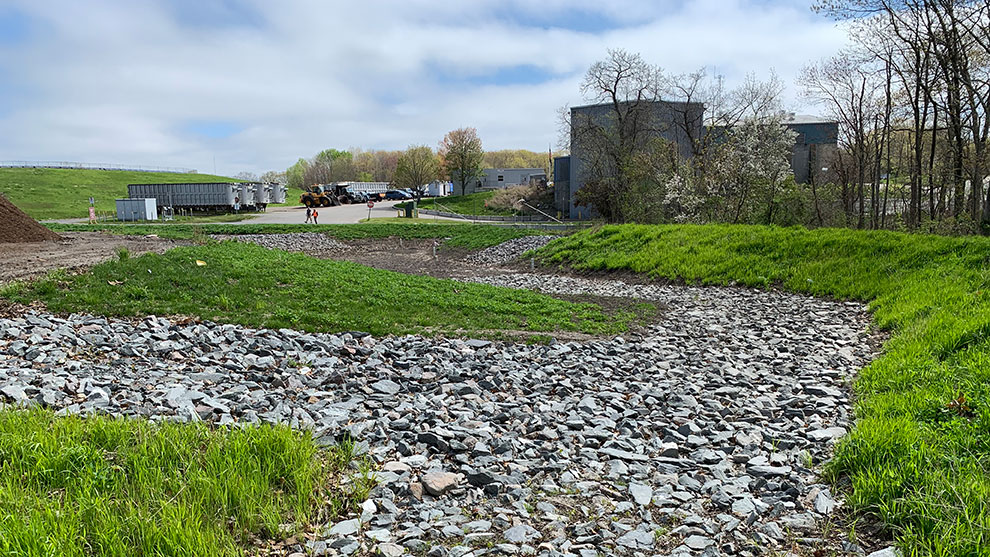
left=0, top=161, right=197, bottom=173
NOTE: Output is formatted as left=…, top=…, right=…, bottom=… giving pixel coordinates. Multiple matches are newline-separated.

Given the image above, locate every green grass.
left=536, top=223, right=990, bottom=556
left=4, top=242, right=642, bottom=337
left=401, top=192, right=519, bottom=216
left=0, top=408, right=367, bottom=557
left=45, top=222, right=555, bottom=250
left=0, top=168, right=239, bottom=220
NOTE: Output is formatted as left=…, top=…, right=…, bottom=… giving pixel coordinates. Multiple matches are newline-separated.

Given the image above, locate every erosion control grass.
left=0, top=168, right=238, bottom=220
left=46, top=222, right=554, bottom=250
left=537, top=223, right=990, bottom=555
left=6, top=242, right=643, bottom=337
left=399, top=191, right=518, bottom=216
left=0, top=409, right=363, bottom=557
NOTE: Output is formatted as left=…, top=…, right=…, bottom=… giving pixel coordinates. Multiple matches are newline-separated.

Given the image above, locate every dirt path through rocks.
left=0, top=232, right=182, bottom=284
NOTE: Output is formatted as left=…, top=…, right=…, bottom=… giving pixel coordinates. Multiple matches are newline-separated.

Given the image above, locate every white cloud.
left=0, top=0, right=848, bottom=175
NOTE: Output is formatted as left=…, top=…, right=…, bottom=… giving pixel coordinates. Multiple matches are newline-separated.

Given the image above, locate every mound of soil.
left=0, top=196, right=61, bottom=243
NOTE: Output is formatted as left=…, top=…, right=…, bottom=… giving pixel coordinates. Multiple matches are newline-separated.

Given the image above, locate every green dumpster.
left=404, top=202, right=417, bottom=218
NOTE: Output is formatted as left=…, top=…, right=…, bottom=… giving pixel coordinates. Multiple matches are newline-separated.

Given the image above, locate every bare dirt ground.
left=0, top=232, right=183, bottom=284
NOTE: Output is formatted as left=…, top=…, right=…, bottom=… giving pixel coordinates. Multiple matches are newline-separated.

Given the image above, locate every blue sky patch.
left=0, top=8, right=33, bottom=46
left=165, top=0, right=265, bottom=30
left=184, top=120, right=242, bottom=139
left=431, top=63, right=559, bottom=87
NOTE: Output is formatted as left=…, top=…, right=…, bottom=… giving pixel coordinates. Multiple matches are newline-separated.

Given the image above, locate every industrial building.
left=554, top=101, right=839, bottom=219
left=459, top=168, right=547, bottom=195
left=782, top=114, right=839, bottom=184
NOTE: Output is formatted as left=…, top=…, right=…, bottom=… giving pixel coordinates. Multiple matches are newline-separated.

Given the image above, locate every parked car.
left=348, top=190, right=369, bottom=203
left=384, top=190, right=412, bottom=200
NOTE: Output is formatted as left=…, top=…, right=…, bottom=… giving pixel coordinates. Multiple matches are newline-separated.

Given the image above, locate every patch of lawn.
left=400, top=192, right=519, bottom=216
left=0, top=168, right=239, bottom=220
left=6, top=242, right=640, bottom=337
left=46, top=222, right=556, bottom=250
left=536, top=223, right=990, bottom=556
left=0, top=408, right=368, bottom=557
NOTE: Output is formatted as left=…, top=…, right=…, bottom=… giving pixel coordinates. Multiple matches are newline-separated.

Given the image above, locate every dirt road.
left=46, top=201, right=408, bottom=225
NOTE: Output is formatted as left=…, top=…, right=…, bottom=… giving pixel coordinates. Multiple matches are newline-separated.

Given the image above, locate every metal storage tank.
left=271, top=184, right=287, bottom=204
left=115, top=198, right=158, bottom=221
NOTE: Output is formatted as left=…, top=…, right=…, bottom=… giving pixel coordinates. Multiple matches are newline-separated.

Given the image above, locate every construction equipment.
left=300, top=184, right=361, bottom=207
left=300, top=184, right=337, bottom=207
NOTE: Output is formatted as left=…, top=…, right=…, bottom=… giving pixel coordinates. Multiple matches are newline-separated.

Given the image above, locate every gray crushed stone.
left=0, top=274, right=878, bottom=556
left=465, top=236, right=558, bottom=266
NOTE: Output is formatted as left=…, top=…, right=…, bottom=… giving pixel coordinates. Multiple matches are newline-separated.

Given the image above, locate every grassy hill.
left=0, top=168, right=238, bottom=220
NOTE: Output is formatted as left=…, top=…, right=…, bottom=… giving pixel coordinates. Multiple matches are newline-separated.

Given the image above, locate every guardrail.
left=0, top=161, right=197, bottom=173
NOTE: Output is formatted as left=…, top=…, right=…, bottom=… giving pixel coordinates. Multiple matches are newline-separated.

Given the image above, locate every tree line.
left=567, top=1, right=990, bottom=234
left=253, top=134, right=556, bottom=197
left=809, top=0, right=990, bottom=233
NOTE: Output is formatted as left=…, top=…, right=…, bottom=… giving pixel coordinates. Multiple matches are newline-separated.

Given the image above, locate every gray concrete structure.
left=783, top=114, right=839, bottom=185
left=564, top=100, right=704, bottom=219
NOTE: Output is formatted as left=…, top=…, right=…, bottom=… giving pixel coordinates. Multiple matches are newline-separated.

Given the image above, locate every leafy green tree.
left=286, top=158, right=308, bottom=190
left=395, top=145, right=439, bottom=199
left=439, top=128, right=484, bottom=196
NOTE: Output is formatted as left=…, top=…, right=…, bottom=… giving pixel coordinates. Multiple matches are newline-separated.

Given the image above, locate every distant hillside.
left=0, top=168, right=238, bottom=220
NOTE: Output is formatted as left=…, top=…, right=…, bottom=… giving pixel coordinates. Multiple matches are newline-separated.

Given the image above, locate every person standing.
left=305, top=207, right=312, bottom=223
left=312, top=208, right=319, bottom=224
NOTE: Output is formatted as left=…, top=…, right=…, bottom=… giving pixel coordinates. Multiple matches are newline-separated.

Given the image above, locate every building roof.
left=783, top=113, right=836, bottom=125
left=569, top=99, right=704, bottom=111
left=483, top=168, right=544, bottom=172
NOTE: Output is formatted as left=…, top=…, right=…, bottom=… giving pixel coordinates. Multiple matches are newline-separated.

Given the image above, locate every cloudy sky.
left=0, top=0, right=849, bottom=176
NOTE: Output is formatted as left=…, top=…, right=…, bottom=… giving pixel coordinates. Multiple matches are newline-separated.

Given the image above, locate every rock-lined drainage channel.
left=0, top=275, right=882, bottom=556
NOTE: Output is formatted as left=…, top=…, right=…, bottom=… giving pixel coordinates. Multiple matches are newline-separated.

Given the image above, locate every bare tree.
left=395, top=145, right=439, bottom=200
left=800, top=52, right=887, bottom=228
left=816, top=0, right=990, bottom=231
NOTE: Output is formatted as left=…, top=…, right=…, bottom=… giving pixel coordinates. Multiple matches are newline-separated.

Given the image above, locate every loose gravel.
left=211, top=232, right=349, bottom=255
left=0, top=274, right=881, bottom=556
left=464, top=236, right=558, bottom=266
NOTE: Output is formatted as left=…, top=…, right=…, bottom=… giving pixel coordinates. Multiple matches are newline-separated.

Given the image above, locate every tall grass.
left=0, top=409, right=362, bottom=557
left=537, top=224, right=990, bottom=555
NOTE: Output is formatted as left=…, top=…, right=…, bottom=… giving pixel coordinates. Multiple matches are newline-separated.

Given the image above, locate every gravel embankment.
left=211, top=232, right=349, bottom=254
left=0, top=275, right=879, bottom=556
left=464, top=236, right=558, bottom=266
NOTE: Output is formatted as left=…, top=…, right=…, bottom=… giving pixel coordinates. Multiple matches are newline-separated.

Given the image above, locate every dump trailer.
left=128, top=183, right=239, bottom=211
left=127, top=182, right=271, bottom=211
